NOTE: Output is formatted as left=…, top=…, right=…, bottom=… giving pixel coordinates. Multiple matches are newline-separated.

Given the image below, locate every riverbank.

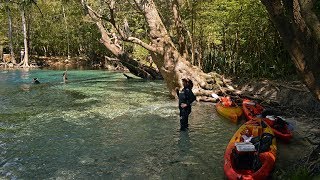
left=0, top=55, right=129, bottom=71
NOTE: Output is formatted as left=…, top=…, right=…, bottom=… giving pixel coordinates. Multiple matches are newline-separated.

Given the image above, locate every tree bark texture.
left=133, top=0, right=231, bottom=99
left=261, top=0, right=320, bottom=101
left=21, top=8, right=29, bottom=67
left=82, top=1, right=162, bottom=80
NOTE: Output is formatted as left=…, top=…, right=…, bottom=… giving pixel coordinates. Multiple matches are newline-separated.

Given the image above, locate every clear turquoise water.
left=0, top=69, right=309, bottom=179
left=0, top=69, right=241, bottom=179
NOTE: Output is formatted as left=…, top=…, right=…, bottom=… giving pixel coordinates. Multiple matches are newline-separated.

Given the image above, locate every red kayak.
left=242, top=99, right=264, bottom=121
left=263, top=117, right=293, bottom=142
left=242, top=99, right=293, bottom=142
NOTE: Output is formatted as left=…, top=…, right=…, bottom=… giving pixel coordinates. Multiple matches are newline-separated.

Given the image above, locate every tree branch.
left=83, top=1, right=156, bottom=52
left=126, top=37, right=157, bottom=52
left=106, top=0, right=126, bottom=38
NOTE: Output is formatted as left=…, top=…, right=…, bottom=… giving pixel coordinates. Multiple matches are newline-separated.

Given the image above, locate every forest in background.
left=0, top=0, right=296, bottom=79
left=1, top=1, right=320, bottom=177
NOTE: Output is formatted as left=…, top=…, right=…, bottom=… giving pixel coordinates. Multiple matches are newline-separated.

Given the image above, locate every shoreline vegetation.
left=0, top=55, right=129, bottom=71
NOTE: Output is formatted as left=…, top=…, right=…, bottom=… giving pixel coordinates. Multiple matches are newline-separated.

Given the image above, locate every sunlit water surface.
left=0, top=69, right=309, bottom=179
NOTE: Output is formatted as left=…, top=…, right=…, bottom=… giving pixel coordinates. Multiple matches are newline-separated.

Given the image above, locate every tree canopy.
left=0, top=0, right=296, bottom=79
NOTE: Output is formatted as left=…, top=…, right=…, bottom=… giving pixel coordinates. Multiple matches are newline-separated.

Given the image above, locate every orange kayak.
left=224, top=119, right=277, bottom=180
left=242, top=99, right=293, bottom=142
left=216, top=101, right=243, bottom=123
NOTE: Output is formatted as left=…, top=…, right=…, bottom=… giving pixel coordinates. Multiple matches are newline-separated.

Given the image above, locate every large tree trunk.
left=82, top=0, right=231, bottom=100
left=261, top=0, right=320, bottom=101
left=81, top=2, right=162, bottom=80
left=5, top=0, right=16, bottom=64
left=133, top=0, right=229, bottom=99
left=21, top=8, right=29, bottom=68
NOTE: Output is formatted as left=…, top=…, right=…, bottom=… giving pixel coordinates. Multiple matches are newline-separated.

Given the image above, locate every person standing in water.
left=176, top=78, right=196, bottom=131
left=63, top=70, right=68, bottom=83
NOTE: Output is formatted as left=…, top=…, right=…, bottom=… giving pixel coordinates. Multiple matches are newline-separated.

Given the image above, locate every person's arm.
left=185, top=88, right=196, bottom=106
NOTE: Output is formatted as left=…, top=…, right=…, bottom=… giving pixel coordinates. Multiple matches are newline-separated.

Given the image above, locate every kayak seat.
left=232, top=148, right=255, bottom=170
left=252, top=127, right=260, bottom=137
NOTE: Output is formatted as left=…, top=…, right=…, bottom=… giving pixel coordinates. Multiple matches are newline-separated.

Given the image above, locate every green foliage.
left=0, top=6, right=7, bottom=45
left=179, top=0, right=295, bottom=79
left=0, top=1, right=23, bottom=53
left=132, top=44, right=148, bottom=62
left=0, top=0, right=110, bottom=60
left=0, top=0, right=298, bottom=79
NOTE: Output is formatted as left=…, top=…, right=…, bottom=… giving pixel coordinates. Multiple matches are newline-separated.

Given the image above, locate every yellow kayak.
left=216, top=101, right=243, bottom=123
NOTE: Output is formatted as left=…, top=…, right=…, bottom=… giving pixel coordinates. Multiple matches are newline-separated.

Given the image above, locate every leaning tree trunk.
left=82, top=3, right=162, bottom=80
left=21, top=8, right=29, bottom=68
left=261, top=0, right=320, bottom=101
left=5, top=0, right=16, bottom=64
left=82, top=0, right=232, bottom=100
left=133, top=0, right=231, bottom=99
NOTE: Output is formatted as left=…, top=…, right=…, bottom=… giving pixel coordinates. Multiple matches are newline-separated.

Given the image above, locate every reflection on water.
left=0, top=69, right=310, bottom=179
left=20, top=84, right=31, bottom=92
left=20, top=68, right=30, bottom=80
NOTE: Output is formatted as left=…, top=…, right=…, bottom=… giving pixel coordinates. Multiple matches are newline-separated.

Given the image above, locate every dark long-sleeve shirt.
left=178, top=87, right=196, bottom=109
